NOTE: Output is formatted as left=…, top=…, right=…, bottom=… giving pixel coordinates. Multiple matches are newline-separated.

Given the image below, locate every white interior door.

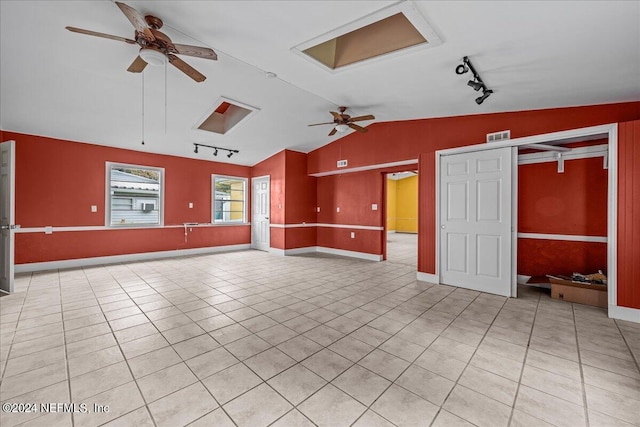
left=440, top=146, right=513, bottom=297
left=251, top=176, right=270, bottom=251
left=0, top=140, right=16, bottom=293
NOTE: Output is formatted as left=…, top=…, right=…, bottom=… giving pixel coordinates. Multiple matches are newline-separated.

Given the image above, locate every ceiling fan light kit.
left=335, top=124, right=350, bottom=133
left=455, top=56, right=493, bottom=105
left=139, top=48, right=167, bottom=66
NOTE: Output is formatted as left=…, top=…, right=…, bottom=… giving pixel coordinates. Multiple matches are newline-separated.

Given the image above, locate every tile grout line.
left=57, top=270, right=78, bottom=427
left=613, top=319, right=640, bottom=374
left=572, top=304, right=591, bottom=427
left=506, top=289, right=542, bottom=427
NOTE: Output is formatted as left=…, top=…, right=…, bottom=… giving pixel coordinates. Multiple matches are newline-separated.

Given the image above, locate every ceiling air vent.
left=486, top=130, right=511, bottom=143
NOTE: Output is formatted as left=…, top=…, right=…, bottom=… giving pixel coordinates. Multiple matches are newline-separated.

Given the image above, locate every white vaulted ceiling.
left=1, top=1, right=639, bottom=165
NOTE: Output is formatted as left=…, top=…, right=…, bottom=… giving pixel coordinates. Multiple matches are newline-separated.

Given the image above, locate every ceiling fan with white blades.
left=66, top=1, right=217, bottom=82
left=308, top=107, right=375, bottom=136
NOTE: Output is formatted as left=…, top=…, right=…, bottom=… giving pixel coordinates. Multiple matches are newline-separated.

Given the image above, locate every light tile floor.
left=1, top=235, right=639, bottom=426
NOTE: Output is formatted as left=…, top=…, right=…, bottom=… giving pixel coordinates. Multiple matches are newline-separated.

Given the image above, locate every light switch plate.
left=350, top=232, right=355, bottom=238
left=372, top=204, right=378, bottom=211
left=91, top=205, right=97, bottom=212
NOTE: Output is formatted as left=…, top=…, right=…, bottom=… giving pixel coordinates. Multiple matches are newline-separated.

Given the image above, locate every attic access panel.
left=293, top=2, right=442, bottom=72
left=196, top=98, right=259, bottom=135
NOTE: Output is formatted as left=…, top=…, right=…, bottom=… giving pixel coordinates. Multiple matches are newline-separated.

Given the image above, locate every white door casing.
left=0, top=140, right=16, bottom=293
left=251, top=176, right=270, bottom=251
left=440, top=146, right=513, bottom=297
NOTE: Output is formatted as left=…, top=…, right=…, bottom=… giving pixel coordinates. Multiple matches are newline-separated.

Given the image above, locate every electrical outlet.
left=316, top=207, right=320, bottom=212
left=189, top=202, right=193, bottom=209
left=350, top=232, right=355, bottom=238
left=372, top=204, right=378, bottom=211
left=336, top=207, right=340, bottom=213
left=91, top=205, right=97, bottom=212
left=45, top=226, right=53, bottom=235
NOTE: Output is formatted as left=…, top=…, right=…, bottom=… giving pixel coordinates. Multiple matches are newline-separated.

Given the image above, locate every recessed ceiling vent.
left=293, top=2, right=441, bottom=72
left=486, top=130, right=511, bottom=143
left=195, top=98, right=259, bottom=135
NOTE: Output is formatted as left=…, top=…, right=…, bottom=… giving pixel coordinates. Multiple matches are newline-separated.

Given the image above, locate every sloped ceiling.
left=1, top=0, right=639, bottom=165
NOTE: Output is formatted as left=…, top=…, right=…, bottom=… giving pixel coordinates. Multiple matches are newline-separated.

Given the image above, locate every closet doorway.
left=435, top=124, right=618, bottom=315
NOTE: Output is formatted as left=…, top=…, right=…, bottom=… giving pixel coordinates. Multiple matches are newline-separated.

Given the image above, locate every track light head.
left=475, top=89, right=493, bottom=105
left=194, top=145, right=198, bottom=153
left=227, top=152, right=233, bottom=158
left=213, top=148, right=218, bottom=156
left=467, top=80, right=483, bottom=91
left=455, top=64, right=469, bottom=75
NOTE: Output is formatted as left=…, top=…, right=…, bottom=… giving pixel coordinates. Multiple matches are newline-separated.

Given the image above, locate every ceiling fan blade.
left=348, top=123, right=368, bottom=133
left=349, top=115, right=375, bottom=122
left=66, top=26, right=136, bottom=44
left=308, top=122, right=336, bottom=127
left=173, top=43, right=217, bottom=60
left=127, top=56, right=148, bottom=73
left=115, top=1, right=154, bottom=42
left=168, top=54, right=206, bottom=82
left=330, top=111, right=343, bottom=120
left=328, top=128, right=337, bottom=136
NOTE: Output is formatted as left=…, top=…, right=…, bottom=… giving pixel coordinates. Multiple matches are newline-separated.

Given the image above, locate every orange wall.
left=250, top=150, right=317, bottom=250
left=316, top=171, right=384, bottom=255
left=251, top=150, right=286, bottom=249
left=284, top=150, right=317, bottom=249
left=517, top=156, right=608, bottom=277
left=2, top=131, right=251, bottom=264
left=618, top=120, right=640, bottom=309
left=308, top=102, right=640, bottom=175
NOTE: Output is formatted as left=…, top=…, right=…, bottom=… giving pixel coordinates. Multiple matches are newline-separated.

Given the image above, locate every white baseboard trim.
left=317, top=247, right=382, bottom=261
left=608, top=305, right=640, bottom=323
left=416, top=272, right=439, bottom=283
left=284, top=247, right=318, bottom=255
left=15, top=244, right=251, bottom=273
left=270, top=246, right=381, bottom=261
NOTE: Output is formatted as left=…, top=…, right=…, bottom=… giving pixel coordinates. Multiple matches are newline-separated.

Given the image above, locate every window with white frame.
left=107, top=162, right=164, bottom=226
left=212, top=175, right=247, bottom=223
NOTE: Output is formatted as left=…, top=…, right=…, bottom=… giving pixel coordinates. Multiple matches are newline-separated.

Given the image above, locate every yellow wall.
left=386, top=179, right=397, bottom=230
left=230, top=181, right=245, bottom=221
left=391, top=175, right=418, bottom=233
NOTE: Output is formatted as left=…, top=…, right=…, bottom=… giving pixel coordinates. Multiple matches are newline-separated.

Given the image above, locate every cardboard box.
left=549, top=278, right=607, bottom=308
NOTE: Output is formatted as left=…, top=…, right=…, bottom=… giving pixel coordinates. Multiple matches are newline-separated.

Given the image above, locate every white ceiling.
left=1, top=1, right=639, bottom=166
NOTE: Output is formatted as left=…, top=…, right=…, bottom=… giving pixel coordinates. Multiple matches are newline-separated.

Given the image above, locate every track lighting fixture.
left=192, top=143, right=239, bottom=159
left=455, top=63, right=469, bottom=75
left=456, top=56, right=494, bottom=105
left=475, top=89, right=493, bottom=105
left=467, top=80, right=483, bottom=91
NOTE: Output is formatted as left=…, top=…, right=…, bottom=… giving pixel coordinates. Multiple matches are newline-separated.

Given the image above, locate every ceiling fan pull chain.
left=141, top=72, right=145, bottom=145
left=164, top=61, right=167, bottom=134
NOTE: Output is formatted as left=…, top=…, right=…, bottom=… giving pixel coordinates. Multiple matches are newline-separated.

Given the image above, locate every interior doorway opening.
left=385, top=170, right=418, bottom=267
